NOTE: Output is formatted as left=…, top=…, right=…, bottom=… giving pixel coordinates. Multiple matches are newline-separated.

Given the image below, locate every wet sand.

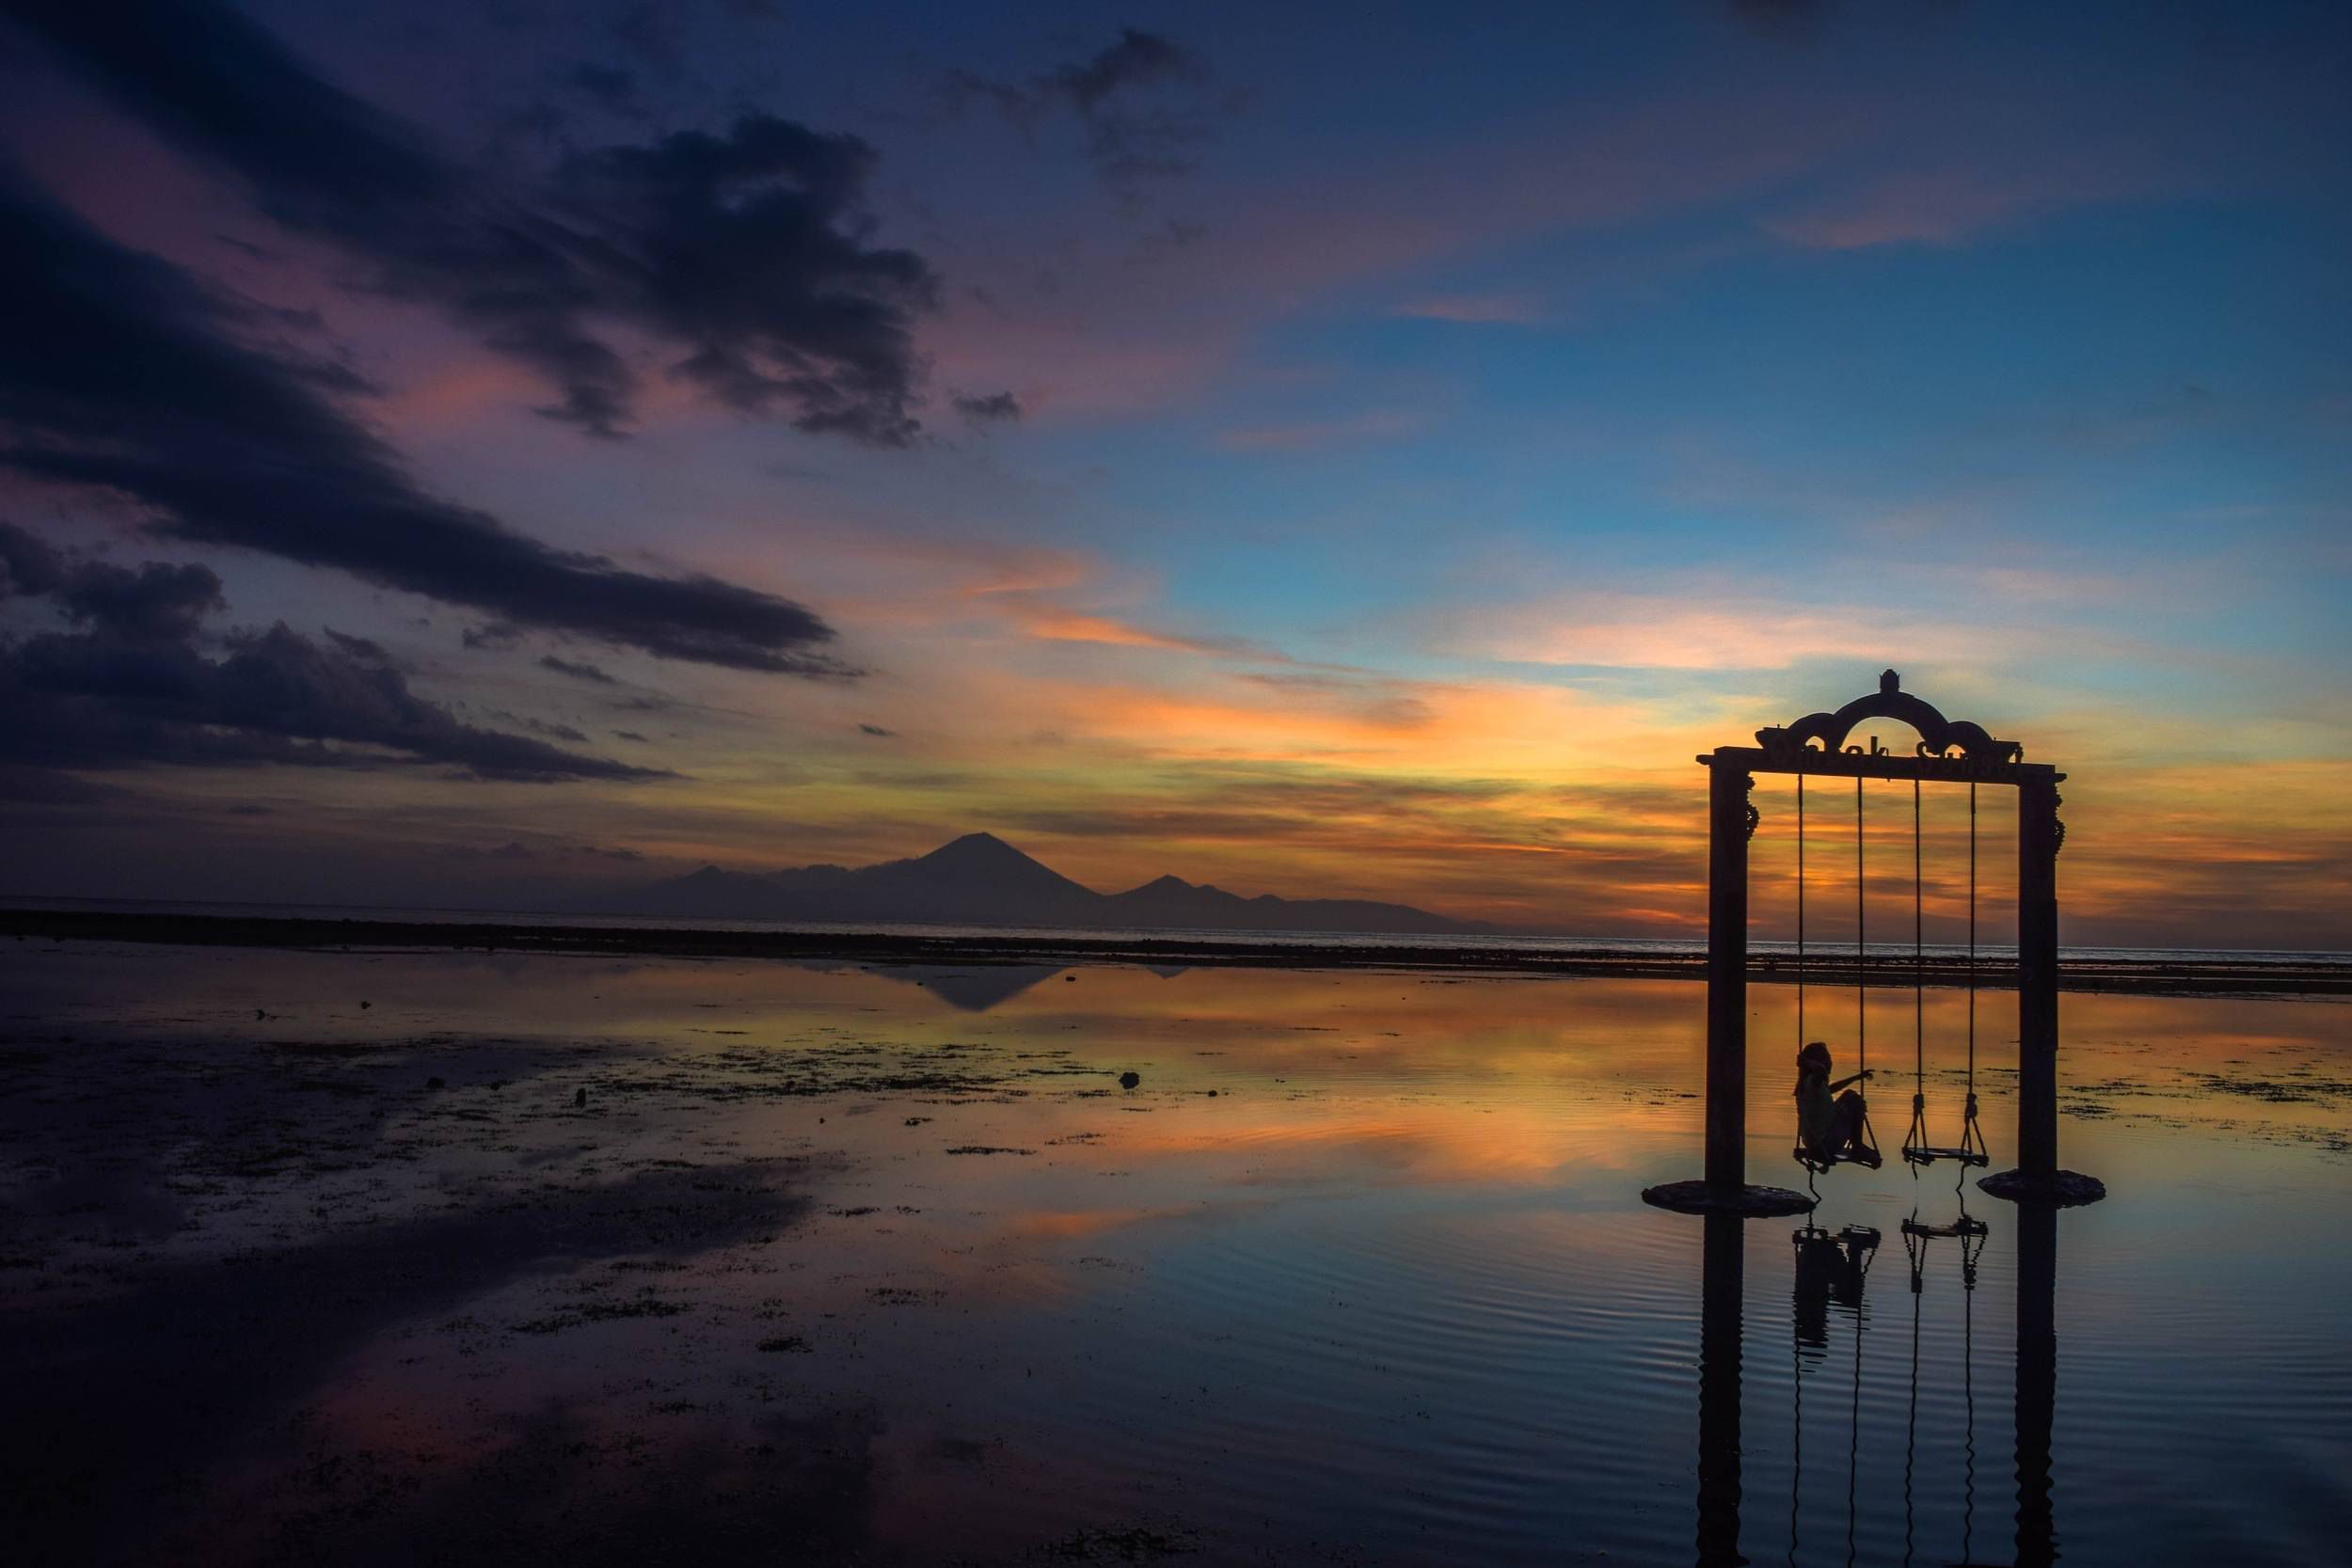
left=7, top=907, right=2346, bottom=995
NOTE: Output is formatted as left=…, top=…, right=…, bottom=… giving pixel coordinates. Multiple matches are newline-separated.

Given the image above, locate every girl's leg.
left=1834, top=1091, right=1865, bottom=1154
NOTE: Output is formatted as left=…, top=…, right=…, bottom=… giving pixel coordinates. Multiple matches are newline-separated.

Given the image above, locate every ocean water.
left=1, top=942, right=2344, bottom=1565
left=8, top=892, right=2349, bottom=973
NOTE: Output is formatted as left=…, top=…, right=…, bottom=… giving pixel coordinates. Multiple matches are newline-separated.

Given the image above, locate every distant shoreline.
left=5, top=908, right=2346, bottom=997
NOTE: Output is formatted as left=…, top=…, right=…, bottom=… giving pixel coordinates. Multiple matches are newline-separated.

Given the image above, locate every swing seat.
left=1900, top=1093, right=1990, bottom=1169
left=1898, top=1213, right=1989, bottom=1242
left=1900, top=1144, right=1990, bottom=1168
left=1794, top=1143, right=1883, bottom=1173
left=1794, top=1100, right=1883, bottom=1174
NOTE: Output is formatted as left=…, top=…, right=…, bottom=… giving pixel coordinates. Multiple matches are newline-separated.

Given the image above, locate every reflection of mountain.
left=880, top=964, right=1068, bottom=1012
left=595, top=832, right=1484, bottom=936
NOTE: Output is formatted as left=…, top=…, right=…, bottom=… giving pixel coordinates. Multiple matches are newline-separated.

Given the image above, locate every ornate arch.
left=1754, top=670, right=2022, bottom=763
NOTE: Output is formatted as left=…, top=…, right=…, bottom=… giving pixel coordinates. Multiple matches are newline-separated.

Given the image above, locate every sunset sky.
left=2, top=1, right=2346, bottom=947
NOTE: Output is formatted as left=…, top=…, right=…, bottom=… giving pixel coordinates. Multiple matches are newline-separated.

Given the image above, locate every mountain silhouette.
left=594, top=832, right=1484, bottom=935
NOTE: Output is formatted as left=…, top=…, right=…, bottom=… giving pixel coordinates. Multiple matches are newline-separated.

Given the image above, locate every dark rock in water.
left=1064, top=974, right=1076, bottom=981
left=253, top=1007, right=264, bottom=1021
left=358, top=1000, right=371, bottom=1010
left=1119, top=1070, right=1140, bottom=1090
left=574, top=1086, right=588, bottom=1107
left=1206, top=1088, right=1218, bottom=1097
left=425, top=1076, right=446, bottom=1091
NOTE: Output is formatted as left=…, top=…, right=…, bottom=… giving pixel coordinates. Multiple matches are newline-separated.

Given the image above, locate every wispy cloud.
left=1386, top=293, right=1549, bottom=325
left=1216, top=409, right=1425, bottom=451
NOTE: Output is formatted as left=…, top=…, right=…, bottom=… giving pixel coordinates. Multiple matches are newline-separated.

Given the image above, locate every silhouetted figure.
left=1795, top=1041, right=1878, bottom=1167
left=1793, top=1225, right=1874, bottom=1350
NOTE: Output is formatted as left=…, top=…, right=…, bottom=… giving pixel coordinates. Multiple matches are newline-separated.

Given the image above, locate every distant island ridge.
left=585, top=832, right=1490, bottom=936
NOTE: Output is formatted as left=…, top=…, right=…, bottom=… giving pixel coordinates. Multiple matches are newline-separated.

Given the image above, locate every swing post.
left=2015, top=775, right=2061, bottom=1181
left=1981, top=771, right=2105, bottom=1203
left=1643, top=755, right=1816, bottom=1217
left=1704, top=759, right=1750, bottom=1192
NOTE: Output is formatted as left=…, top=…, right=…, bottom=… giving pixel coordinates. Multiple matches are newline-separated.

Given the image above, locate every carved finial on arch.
left=1754, top=671, right=2023, bottom=765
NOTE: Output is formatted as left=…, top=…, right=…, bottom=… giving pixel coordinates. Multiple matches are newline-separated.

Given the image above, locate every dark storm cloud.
left=0, top=763, right=125, bottom=802
left=4, top=624, right=672, bottom=781
left=0, top=517, right=66, bottom=594
left=952, top=391, right=1023, bottom=422
left=1, top=537, right=671, bottom=783
left=945, top=28, right=1217, bottom=192
left=8, top=0, right=939, bottom=444
left=3, top=522, right=225, bottom=641
left=461, top=623, right=525, bottom=652
left=554, top=119, right=934, bottom=438
left=323, top=627, right=389, bottom=662
left=541, top=654, right=618, bottom=684
left=0, top=176, right=854, bottom=675
left=54, top=560, right=227, bottom=642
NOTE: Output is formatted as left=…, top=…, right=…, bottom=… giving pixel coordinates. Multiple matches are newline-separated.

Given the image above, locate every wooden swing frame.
left=1645, top=670, right=2105, bottom=1215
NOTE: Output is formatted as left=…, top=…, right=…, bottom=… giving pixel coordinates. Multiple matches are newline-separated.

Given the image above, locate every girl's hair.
left=1796, top=1040, right=1832, bottom=1096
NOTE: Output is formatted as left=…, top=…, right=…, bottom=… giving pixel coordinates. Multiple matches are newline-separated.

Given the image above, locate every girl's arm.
left=1829, top=1069, right=1875, bottom=1093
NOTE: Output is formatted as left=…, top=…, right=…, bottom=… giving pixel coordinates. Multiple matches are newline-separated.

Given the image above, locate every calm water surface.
left=1, top=943, right=2344, bottom=1565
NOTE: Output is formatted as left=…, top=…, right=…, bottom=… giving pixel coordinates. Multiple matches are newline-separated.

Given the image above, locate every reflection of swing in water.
left=1787, top=1220, right=1879, bottom=1567
left=1789, top=756, right=1990, bottom=1195
left=1783, top=1187, right=1996, bottom=1568
left=1685, top=1191, right=2060, bottom=1568
left=1902, top=1178, right=1991, bottom=1568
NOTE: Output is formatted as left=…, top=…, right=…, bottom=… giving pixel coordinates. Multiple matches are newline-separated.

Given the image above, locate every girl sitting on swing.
left=1797, top=1041, right=1880, bottom=1167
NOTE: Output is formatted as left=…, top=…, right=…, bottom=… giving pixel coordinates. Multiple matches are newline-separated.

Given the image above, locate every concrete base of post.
left=1642, top=1180, right=1817, bottom=1218
left=1978, top=1168, right=2106, bottom=1207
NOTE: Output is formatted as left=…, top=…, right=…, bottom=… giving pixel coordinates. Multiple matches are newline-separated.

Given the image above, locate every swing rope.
left=1904, top=1236, right=1922, bottom=1568
left=1845, top=1235, right=1867, bottom=1568
left=1896, top=1184, right=1989, bottom=1558
left=1962, top=1199, right=1979, bottom=1567
left=1908, top=778, right=1926, bottom=1168
left=1792, top=758, right=1881, bottom=1173
left=1963, top=784, right=1985, bottom=1163
left=1796, top=766, right=1805, bottom=1057
left=1856, top=771, right=1866, bottom=1086
left=1850, top=774, right=1879, bottom=1164
left=1789, top=1255, right=1804, bottom=1568
left=1901, top=778, right=1989, bottom=1168
left=1787, top=1225, right=1882, bottom=1567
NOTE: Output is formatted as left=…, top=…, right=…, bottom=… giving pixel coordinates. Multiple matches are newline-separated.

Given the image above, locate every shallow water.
left=1, top=942, right=2345, bottom=1565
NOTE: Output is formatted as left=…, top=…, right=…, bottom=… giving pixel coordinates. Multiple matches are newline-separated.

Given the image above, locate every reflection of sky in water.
left=1, top=944, right=2345, bottom=1565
